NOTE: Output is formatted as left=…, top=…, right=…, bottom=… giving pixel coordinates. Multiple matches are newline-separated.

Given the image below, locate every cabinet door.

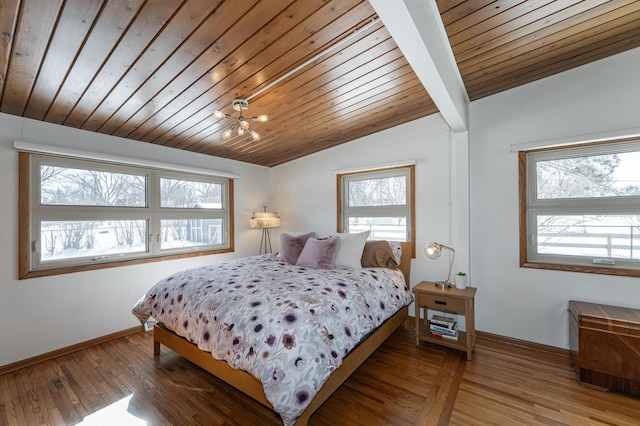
left=580, top=328, right=640, bottom=382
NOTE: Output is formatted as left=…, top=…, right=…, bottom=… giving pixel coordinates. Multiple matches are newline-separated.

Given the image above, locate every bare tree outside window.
left=114, top=221, right=145, bottom=248
left=25, top=153, right=231, bottom=277
left=340, top=167, right=414, bottom=243
left=41, top=221, right=147, bottom=262
left=348, top=176, right=406, bottom=207
left=523, top=143, right=640, bottom=274
left=537, top=154, right=640, bottom=199
left=160, top=178, right=222, bottom=208
left=41, top=166, right=146, bottom=207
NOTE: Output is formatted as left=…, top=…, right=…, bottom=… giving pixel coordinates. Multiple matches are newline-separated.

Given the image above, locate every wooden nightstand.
left=413, top=281, right=477, bottom=360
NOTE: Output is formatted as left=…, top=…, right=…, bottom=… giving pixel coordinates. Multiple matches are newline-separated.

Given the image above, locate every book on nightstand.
left=429, top=313, right=459, bottom=340
left=429, top=323, right=458, bottom=336
left=430, top=331, right=458, bottom=340
left=430, top=314, right=458, bottom=330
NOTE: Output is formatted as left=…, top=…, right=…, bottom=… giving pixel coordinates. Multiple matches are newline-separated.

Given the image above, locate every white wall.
left=272, top=114, right=461, bottom=303
left=0, top=114, right=271, bottom=367
left=470, top=47, right=640, bottom=348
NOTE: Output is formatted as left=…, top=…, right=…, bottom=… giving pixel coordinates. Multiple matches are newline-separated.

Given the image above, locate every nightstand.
left=413, top=281, right=477, bottom=360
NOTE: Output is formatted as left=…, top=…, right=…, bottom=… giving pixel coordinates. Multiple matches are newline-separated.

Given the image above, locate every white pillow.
left=333, top=231, right=370, bottom=269
left=388, top=241, right=403, bottom=265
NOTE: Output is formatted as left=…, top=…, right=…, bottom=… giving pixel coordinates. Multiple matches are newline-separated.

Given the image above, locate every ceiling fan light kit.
left=215, top=98, right=268, bottom=141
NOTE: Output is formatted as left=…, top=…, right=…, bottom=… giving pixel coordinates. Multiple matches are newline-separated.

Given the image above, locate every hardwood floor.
left=1, top=326, right=638, bottom=425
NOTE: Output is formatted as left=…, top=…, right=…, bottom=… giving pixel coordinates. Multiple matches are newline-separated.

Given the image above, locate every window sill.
left=520, top=260, right=640, bottom=278
left=19, top=248, right=233, bottom=279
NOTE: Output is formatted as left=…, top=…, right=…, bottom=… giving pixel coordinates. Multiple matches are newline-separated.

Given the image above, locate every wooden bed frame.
left=153, top=242, right=412, bottom=425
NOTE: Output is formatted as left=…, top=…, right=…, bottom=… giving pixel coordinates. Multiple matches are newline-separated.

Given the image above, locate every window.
left=520, top=140, right=640, bottom=276
left=338, top=166, right=415, bottom=255
left=20, top=153, right=233, bottom=278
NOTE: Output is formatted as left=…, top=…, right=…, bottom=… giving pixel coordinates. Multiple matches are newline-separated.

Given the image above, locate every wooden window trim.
left=518, top=143, right=640, bottom=278
left=337, top=165, right=416, bottom=258
left=18, top=152, right=234, bottom=279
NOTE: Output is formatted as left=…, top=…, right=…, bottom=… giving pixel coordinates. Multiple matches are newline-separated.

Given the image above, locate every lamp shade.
left=424, top=242, right=455, bottom=288
left=251, top=206, right=280, bottom=255
left=424, top=242, right=444, bottom=259
left=250, top=207, right=280, bottom=229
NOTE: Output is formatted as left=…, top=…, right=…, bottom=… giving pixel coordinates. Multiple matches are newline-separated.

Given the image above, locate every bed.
left=132, top=236, right=412, bottom=425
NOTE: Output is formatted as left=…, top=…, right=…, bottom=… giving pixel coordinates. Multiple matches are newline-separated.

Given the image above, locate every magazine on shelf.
left=429, top=324, right=458, bottom=336
left=431, top=331, right=458, bottom=341
left=430, top=315, right=458, bottom=330
left=431, top=314, right=456, bottom=322
left=430, top=321, right=458, bottom=331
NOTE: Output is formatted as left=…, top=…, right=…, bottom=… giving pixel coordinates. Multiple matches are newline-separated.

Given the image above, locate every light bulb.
left=238, top=126, right=244, bottom=136
left=214, top=110, right=226, bottom=119
left=256, top=115, right=268, bottom=122
left=240, top=118, right=250, bottom=129
left=223, top=125, right=235, bottom=139
left=250, top=130, right=260, bottom=141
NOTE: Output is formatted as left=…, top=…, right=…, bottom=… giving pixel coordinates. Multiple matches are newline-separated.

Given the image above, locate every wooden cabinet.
left=413, top=281, right=477, bottom=360
left=568, top=300, right=640, bottom=397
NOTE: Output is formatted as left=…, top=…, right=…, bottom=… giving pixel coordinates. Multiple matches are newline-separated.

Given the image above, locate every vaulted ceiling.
left=1, top=1, right=639, bottom=167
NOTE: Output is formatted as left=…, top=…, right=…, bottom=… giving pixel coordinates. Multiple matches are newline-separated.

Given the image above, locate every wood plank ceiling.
left=1, top=1, right=639, bottom=167
left=438, top=0, right=640, bottom=101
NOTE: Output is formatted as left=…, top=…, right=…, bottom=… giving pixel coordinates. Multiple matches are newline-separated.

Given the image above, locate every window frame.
left=519, top=139, right=640, bottom=277
left=337, top=165, right=415, bottom=258
left=19, top=152, right=234, bottom=279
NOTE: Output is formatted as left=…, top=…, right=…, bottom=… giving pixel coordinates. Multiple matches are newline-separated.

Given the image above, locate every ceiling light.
left=214, top=99, right=267, bottom=142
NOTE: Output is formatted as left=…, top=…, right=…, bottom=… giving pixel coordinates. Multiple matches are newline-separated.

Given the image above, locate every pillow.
left=361, top=240, right=399, bottom=269
left=277, top=232, right=316, bottom=264
left=296, top=236, right=340, bottom=269
left=333, top=231, right=370, bottom=269
left=388, top=241, right=403, bottom=265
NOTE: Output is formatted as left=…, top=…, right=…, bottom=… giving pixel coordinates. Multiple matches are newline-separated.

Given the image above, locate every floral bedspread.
left=131, top=254, right=412, bottom=425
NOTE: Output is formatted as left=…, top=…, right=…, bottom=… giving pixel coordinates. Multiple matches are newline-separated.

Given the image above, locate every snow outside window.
left=339, top=166, right=414, bottom=242
left=24, top=154, right=231, bottom=276
left=523, top=140, right=640, bottom=274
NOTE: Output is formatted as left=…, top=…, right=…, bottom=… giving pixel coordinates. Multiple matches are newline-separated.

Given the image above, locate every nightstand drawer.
left=419, top=293, right=465, bottom=313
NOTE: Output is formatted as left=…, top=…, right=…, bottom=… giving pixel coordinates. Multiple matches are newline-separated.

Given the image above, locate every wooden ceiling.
left=439, top=0, right=640, bottom=101
left=1, top=1, right=639, bottom=167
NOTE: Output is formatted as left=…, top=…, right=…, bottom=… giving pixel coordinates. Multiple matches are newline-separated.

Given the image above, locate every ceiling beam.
left=369, top=0, right=469, bottom=132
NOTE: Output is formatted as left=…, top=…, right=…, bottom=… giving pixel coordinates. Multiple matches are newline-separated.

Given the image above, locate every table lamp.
left=424, top=242, right=455, bottom=288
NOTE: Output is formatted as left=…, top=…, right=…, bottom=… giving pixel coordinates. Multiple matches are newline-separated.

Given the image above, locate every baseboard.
left=406, top=315, right=569, bottom=358
left=0, top=325, right=144, bottom=376
left=476, top=330, right=570, bottom=357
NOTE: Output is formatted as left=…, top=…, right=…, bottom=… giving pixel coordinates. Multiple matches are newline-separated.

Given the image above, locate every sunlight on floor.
left=76, top=394, right=148, bottom=426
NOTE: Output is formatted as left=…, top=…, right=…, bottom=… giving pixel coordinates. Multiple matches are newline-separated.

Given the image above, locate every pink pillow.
left=296, top=236, right=340, bottom=269
left=277, top=232, right=316, bottom=264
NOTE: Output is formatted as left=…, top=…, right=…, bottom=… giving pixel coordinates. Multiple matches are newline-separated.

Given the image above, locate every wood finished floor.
left=1, top=326, right=638, bottom=425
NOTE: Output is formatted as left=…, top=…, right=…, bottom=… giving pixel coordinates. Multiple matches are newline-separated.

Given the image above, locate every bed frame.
left=153, top=242, right=412, bottom=425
